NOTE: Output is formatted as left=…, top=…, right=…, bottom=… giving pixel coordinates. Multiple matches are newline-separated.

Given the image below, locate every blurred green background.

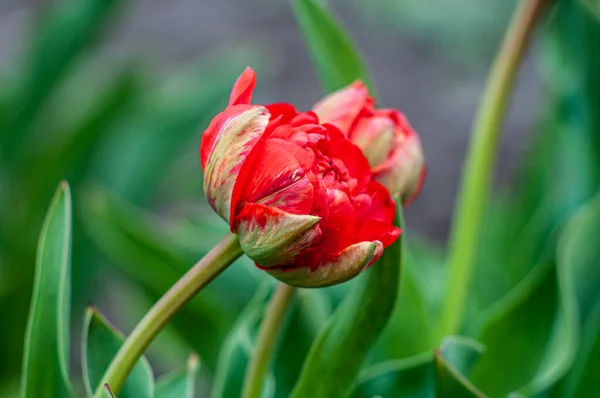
left=2, top=0, right=600, bottom=397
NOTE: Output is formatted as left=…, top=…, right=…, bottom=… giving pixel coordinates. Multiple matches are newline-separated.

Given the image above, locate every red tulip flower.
left=200, top=68, right=401, bottom=287
left=313, top=82, right=426, bottom=205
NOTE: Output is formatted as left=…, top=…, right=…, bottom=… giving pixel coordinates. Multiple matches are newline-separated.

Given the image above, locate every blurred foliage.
left=8, top=0, right=600, bottom=397
left=0, top=0, right=267, bottom=394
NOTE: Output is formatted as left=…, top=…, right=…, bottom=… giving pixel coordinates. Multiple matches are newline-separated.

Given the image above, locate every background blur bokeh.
left=2, top=0, right=594, bottom=396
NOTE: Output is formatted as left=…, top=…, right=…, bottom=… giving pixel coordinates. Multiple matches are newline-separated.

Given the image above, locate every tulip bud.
left=313, top=82, right=426, bottom=205
left=201, top=68, right=401, bottom=287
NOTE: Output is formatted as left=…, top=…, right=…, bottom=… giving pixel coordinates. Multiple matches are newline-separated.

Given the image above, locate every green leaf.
left=271, top=289, right=334, bottom=397
left=580, top=0, right=600, bottom=20
left=155, top=354, right=199, bottom=398
left=545, top=191, right=600, bottom=397
left=211, top=281, right=276, bottom=398
left=434, top=337, right=487, bottom=398
left=352, top=352, right=434, bottom=398
left=19, top=69, right=139, bottom=214
left=352, top=337, right=485, bottom=398
left=372, top=265, right=432, bottom=360
left=80, top=184, right=258, bottom=370
left=82, top=308, right=154, bottom=398
left=290, top=207, right=403, bottom=398
left=291, top=0, right=375, bottom=93
left=93, top=47, right=268, bottom=203
left=468, top=254, right=558, bottom=396
left=21, top=181, right=73, bottom=398
left=2, top=0, right=122, bottom=156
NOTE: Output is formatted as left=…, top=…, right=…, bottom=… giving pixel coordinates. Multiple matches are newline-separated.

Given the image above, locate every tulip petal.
left=312, top=81, right=369, bottom=133
left=202, top=105, right=270, bottom=223
left=229, top=67, right=256, bottom=105
left=234, top=138, right=315, bottom=215
left=235, top=203, right=321, bottom=267
left=372, top=133, right=425, bottom=201
left=265, top=240, right=383, bottom=288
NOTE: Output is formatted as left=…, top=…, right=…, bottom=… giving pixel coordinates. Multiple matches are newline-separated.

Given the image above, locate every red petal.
left=229, top=67, right=256, bottom=106
left=355, top=220, right=401, bottom=248
left=234, top=138, right=315, bottom=216
left=364, top=180, right=397, bottom=224
left=321, top=188, right=356, bottom=255
left=327, top=126, right=372, bottom=193
left=266, top=103, right=298, bottom=122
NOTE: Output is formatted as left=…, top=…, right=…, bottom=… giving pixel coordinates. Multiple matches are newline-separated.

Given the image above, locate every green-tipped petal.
left=267, top=240, right=383, bottom=288
left=235, top=203, right=321, bottom=267
left=202, top=105, right=270, bottom=224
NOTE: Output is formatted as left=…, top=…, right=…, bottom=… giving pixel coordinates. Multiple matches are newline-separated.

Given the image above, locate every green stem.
left=94, top=233, right=243, bottom=397
left=242, top=283, right=296, bottom=398
left=441, top=0, right=549, bottom=336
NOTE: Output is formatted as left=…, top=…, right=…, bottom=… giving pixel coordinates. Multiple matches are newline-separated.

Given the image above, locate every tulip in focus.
left=200, top=68, right=400, bottom=288
left=313, top=82, right=426, bottom=205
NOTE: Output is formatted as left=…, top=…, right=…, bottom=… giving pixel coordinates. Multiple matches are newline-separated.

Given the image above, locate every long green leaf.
left=290, top=208, right=403, bottom=397
left=155, top=354, right=199, bottom=398
left=434, top=338, right=487, bottom=398
left=291, top=0, right=375, bottom=93
left=82, top=308, right=154, bottom=398
left=21, top=182, right=73, bottom=398
left=2, top=0, right=121, bottom=156
left=352, top=337, right=485, bottom=398
left=211, top=282, right=276, bottom=398
left=544, top=191, right=600, bottom=397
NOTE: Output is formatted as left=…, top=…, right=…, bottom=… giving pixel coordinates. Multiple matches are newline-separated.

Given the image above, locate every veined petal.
left=202, top=105, right=270, bottom=223
left=265, top=240, right=382, bottom=288
left=235, top=203, right=321, bottom=267
left=229, top=67, right=256, bottom=105
left=235, top=138, right=315, bottom=215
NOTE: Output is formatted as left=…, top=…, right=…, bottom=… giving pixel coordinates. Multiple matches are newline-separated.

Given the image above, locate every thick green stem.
left=242, top=283, right=296, bottom=398
left=94, top=233, right=243, bottom=397
left=441, top=0, right=549, bottom=335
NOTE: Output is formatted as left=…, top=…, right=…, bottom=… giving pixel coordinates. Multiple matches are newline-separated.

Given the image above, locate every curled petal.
left=265, top=240, right=383, bottom=288
left=229, top=67, right=256, bottom=105
left=350, top=116, right=396, bottom=167
left=235, top=203, right=321, bottom=267
left=312, top=81, right=369, bottom=134
left=373, top=132, right=425, bottom=203
left=202, top=105, right=269, bottom=223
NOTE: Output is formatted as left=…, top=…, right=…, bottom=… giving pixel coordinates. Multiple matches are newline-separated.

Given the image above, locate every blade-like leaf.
left=211, top=281, right=276, bottom=398
left=21, top=181, right=73, bottom=398
left=155, top=354, right=199, bottom=398
left=352, top=352, right=434, bottom=398
left=291, top=0, right=375, bottom=93
left=434, top=337, right=487, bottom=398
left=352, top=337, right=485, bottom=398
left=82, top=308, right=154, bottom=398
left=2, top=0, right=122, bottom=156
left=290, top=207, right=403, bottom=397
left=544, top=191, right=600, bottom=397
left=468, top=255, right=557, bottom=396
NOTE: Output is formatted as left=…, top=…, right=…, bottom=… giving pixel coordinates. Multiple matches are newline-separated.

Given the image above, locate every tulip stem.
left=441, top=0, right=549, bottom=336
left=94, top=233, right=243, bottom=398
left=243, top=283, right=296, bottom=398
